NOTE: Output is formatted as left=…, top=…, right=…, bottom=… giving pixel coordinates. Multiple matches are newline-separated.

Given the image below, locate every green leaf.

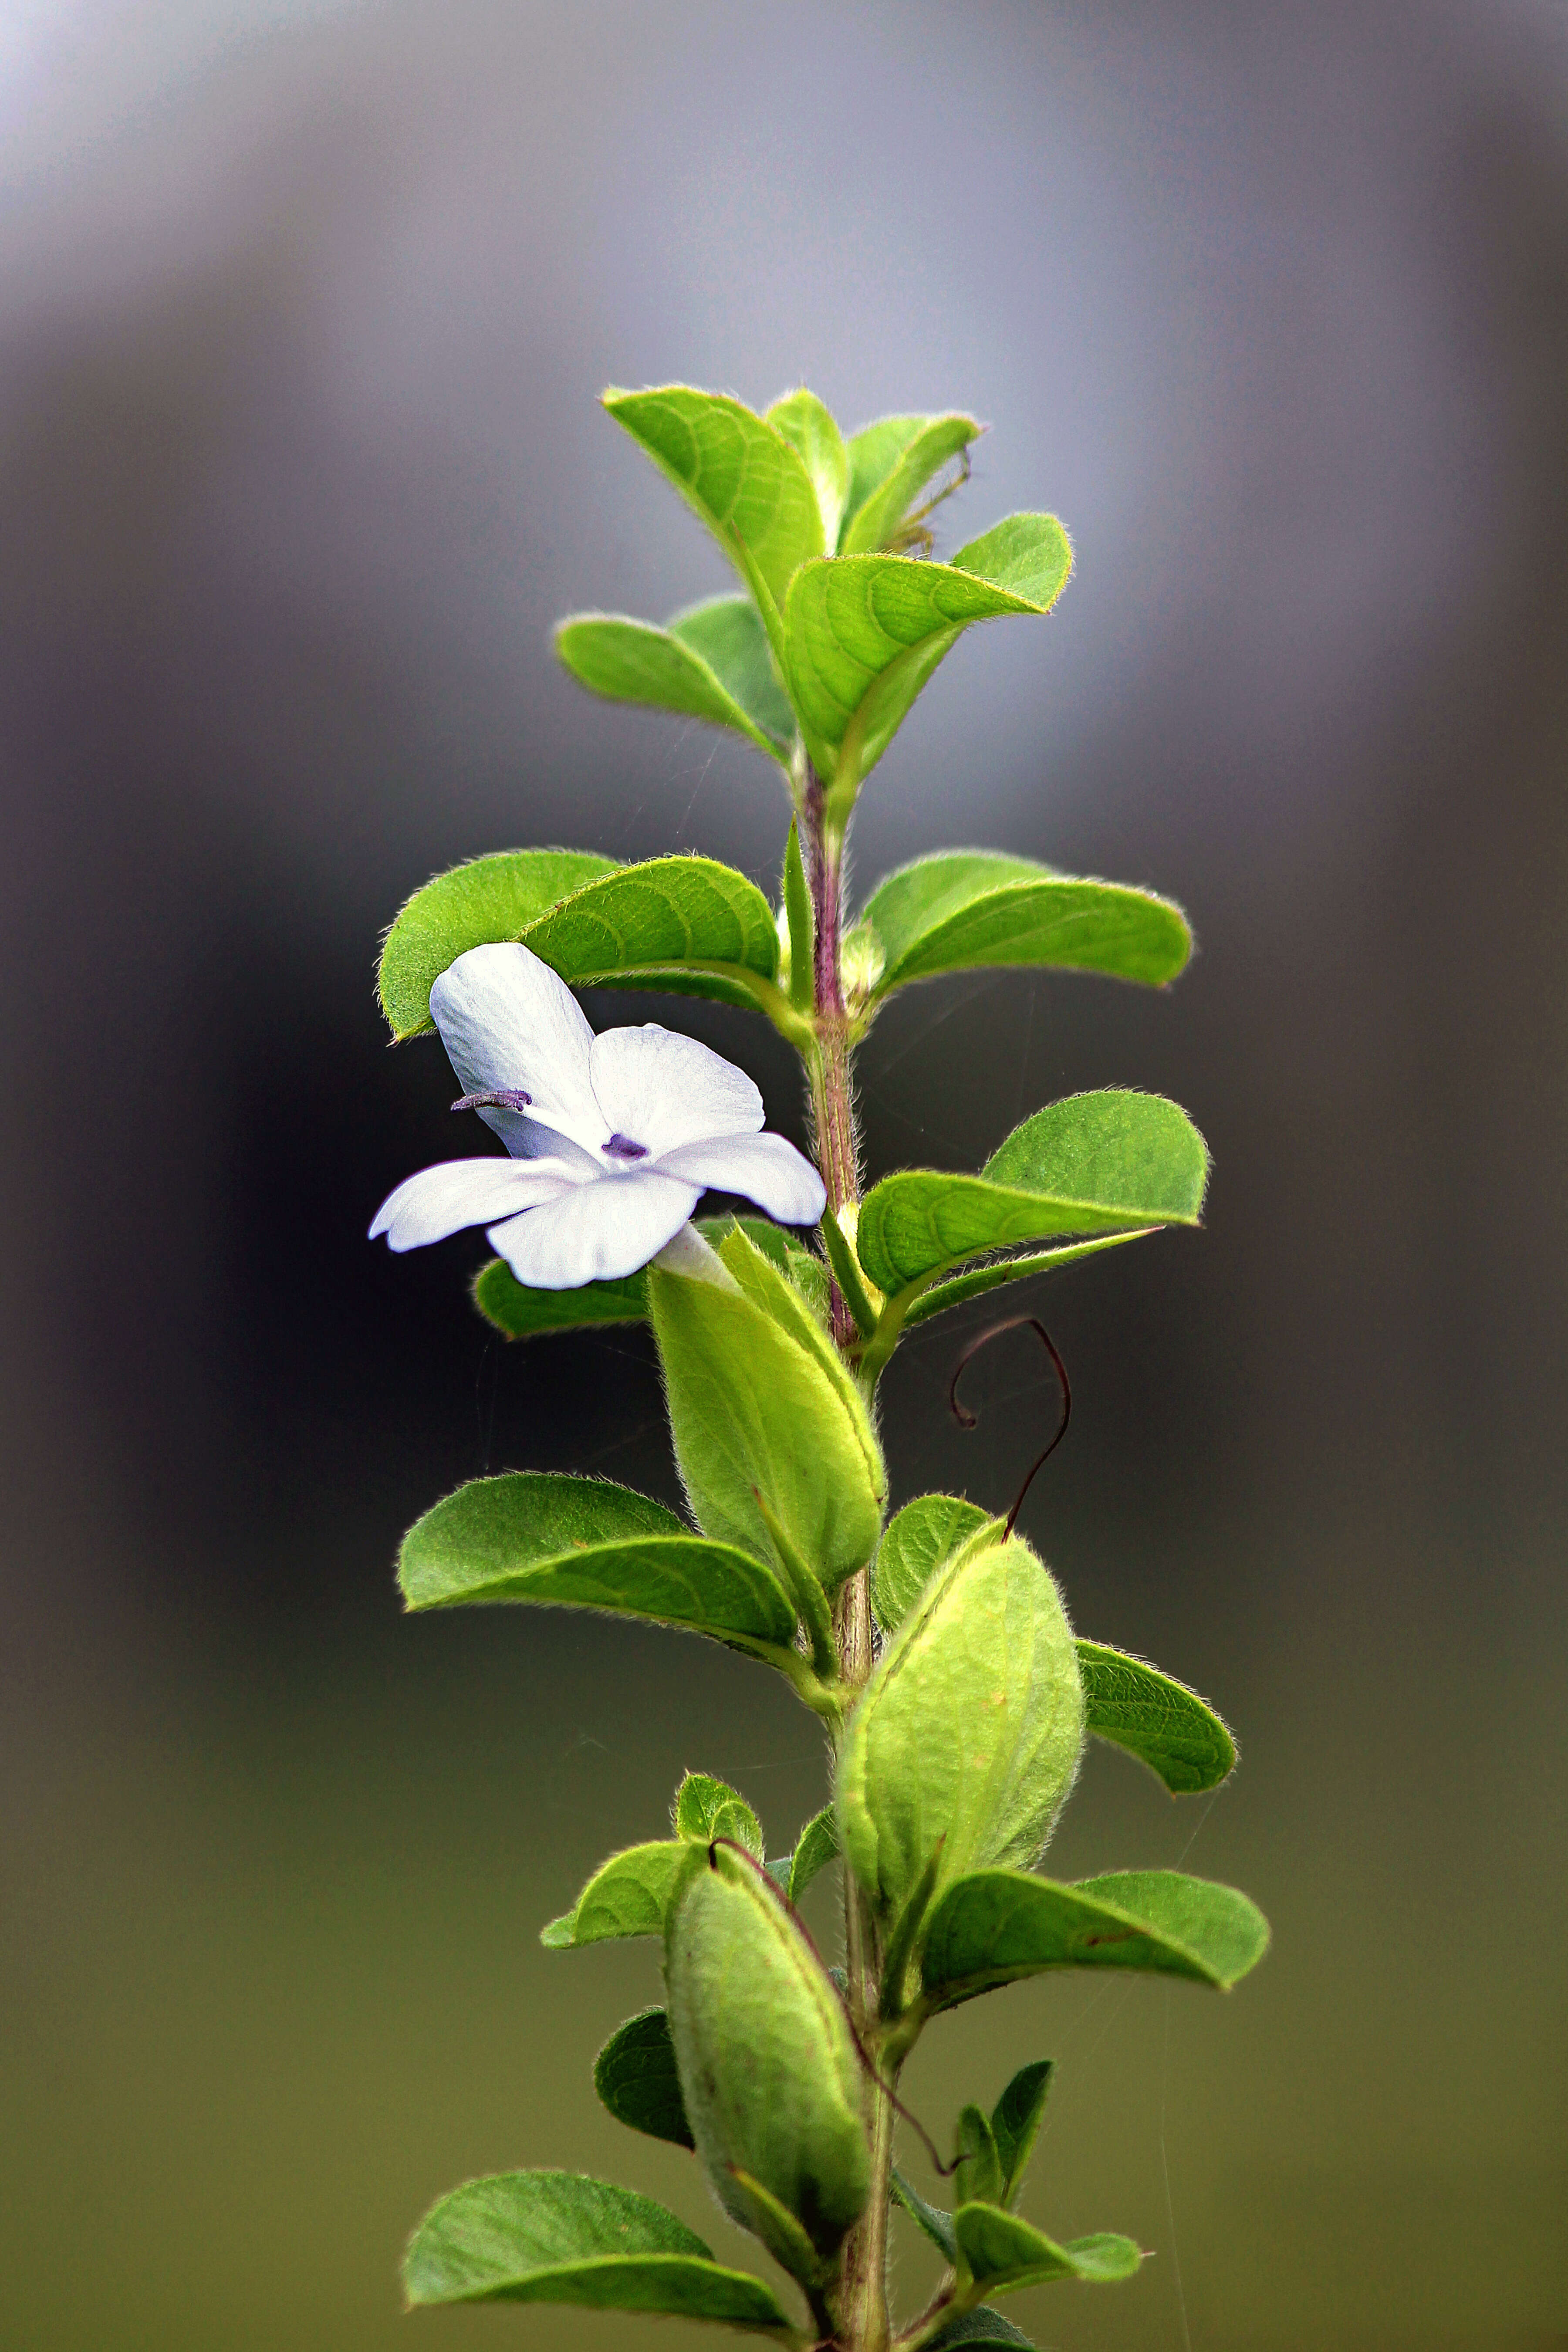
left=919, top=1867, right=1271, bottom=2011
left=902, top=1231, right=1152, bottom=1331
left=778, top=1805, right=840, bottom=1906
left=541, top=1842, right=686, bottom=1949
left=990, top=2062, right=1053, bottom=2210
left=605, top=383, right=824, bottom=612
left=399, top=1473, right=800, bottom=1660
left=554, top=602, right=791, bottom=759
left=472, top=1216, right=809, bottom=1345
left=593, top=2008, right=695, bottom=2151
left=378, top=848, right=618, bottom=1039
left=840, top=412, right=983, bottom=554
left=783, top=516, right=1072, bottom=803
left=859, top=853, right=1191, bottom=997
left=403, top=2169, right=796, bottom=2332
left=954, top=2106, right=1004, bottom=2210
left=890, top=2167, right=956, bottom=2264
left=927, top=2306, right=1034, bottom=2349
left=871, top=1494, right=995, bottom=1634
left=1077, top=1640, right=1237, bottom=1794
left=675, top=1771, right=764, bottom=1859
left=953, top=2205, right=1143, bottom=2292
left=767, top=389, right=850, bottom=552
left=783, top=815, right=814, bottom=1013
left=518, top=854, right=789, bottom=1022
left=819, top=1204, right=879, bottom=1340
left=649, top=1254, right=884, bottom=1600
left=857, top=1091, right=1209, bottom=1301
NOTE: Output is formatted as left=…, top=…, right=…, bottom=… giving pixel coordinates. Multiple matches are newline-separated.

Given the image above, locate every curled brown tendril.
left=948, top=1314, right=1072, bottom=1537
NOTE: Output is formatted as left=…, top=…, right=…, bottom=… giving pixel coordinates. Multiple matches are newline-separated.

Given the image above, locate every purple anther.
left=602, top=1133, right=649, bottom=1161
left=451, top=1088, right=533, bottom=1114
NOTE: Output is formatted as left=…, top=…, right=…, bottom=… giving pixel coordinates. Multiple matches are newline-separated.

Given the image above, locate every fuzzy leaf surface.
left=403, top=2169, right=794, bottom=2329
left=518, top=855, right=782, bottom=1015
left=953, top=2205, right=1143, bottom=2291
left=378, top=849, right=617, bottom=1038
left=554, top=602, right=791, bottom=757
left=991, top=2061, right=1053, bottom=2208
left=605, top=384, right=823, bottom=610
left=782, top=1805, right=840, bottom=1905
left=593, top=2008, right=695, bottom=2150
left=473, top=1216, right=803, bottom=1342
left=675, top=1771, right=764, bottom=1859
left=902, top=1232, right=1149, bottom=1329
left=1077, top=1640, right=1237, bottom=1793
left=926, top=2307, right=1034, bottom=2348
left=860, top=853, right=1191, bottom=996
left=541, top=1841, right=688, bottom=1949
left=954, top=2107, right=1005, bottom=2210
left=920, top=1868, right=1271, bottom=2010
left=890, top=2168, right=957, bottom=2263
left=766, top=390, right=849, bottom=551
left=399, top=1474, right=798, bottom=1652
left=871, top=1494, right=994, bottom=1634
left=857, top=1091, right=1208, bottom=1299
left=839, top=412, right=983, bottom=553
left=783, top=517, right=1071, bottom=793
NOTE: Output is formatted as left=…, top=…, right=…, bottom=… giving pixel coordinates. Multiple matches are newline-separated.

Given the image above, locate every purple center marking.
left=602, top=1133, right=649, bottom=1162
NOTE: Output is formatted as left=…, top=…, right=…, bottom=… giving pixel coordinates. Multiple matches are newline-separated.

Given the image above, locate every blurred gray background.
left=2, top=3, right=1565, bottom=2348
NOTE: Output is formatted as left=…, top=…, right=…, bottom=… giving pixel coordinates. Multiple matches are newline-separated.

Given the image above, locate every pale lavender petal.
left=430, top=943, right=607, bottom=1155
left=487, top=1169, right=700, bottom=1289
left=370, top=1156, right=581, bottom=1250
left=456, top=1101, right=603, bottom=1174
left=654, top=1129, right=827, bottom=1225
left=588, top=1024, right=763, bottom=1160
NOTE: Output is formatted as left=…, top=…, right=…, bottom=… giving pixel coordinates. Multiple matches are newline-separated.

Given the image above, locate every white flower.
left=370, top=943, right=827, bottom=1288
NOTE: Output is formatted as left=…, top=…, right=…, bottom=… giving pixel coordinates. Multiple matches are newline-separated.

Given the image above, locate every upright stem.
left=802, top=763, right=860, bottom=1338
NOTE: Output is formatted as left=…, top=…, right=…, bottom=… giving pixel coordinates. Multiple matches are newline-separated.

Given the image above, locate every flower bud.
left=664, top=1844, right=870, bottom=2276
left=836, top=1528, right=1084, bottom=1936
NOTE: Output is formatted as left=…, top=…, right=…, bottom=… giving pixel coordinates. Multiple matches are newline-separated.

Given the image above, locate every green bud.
left=835, top=1528, right=1085, bottom=1941
left=664, top=1844, right=870, bottom=2278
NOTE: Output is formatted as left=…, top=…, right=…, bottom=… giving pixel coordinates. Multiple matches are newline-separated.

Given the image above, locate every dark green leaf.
left=860, top=853, right=1191, bottom=997
left=902, top=1232, right=1151, bottom=1330
left=871, top=1494, right=994, bottom=1633
left=518, top=854, right=787, bottom=1021
left=990, top=2062, right=1053, bottom=2210
left=605, top=383, right=823, bottom=613
left=553, top=604, right=790, bottom=758
left=593, top=2008, right=695, bottom=2150
left=890, top=2167, right=956, bottom=2263
left=471, top=1217, right=806, bottom=1345
left=953, top=2205, right=1143, bottom=2291
left=783, top=517, right=1071, bottom=801
left=672, top=597, right=797, bottom=747
left=857, top=1091, right=1209, bottom=1300
left=674, top=1771, right=764, bottom=1859
left=840, top=412, right=983, bottom=554
left=399, top=1473, right=800, bottom=1654
left=766, top=389, right=849, bottom=551
left=927, top=2305, right=1034, bottom=2348
left=781, top=1805, right=840, bottom=1905
left=954, top=2107, right=1004, bottom=2210
left=1078, top=1640, right=1237, bottom=1794
left=378, top=848, right=618, bottom=1039
left=541, top=1842, right=686, bottom=1949
left=919, top=1868, right=1271, bottom=2011
left=403, top=2168, right=795, bottom=2331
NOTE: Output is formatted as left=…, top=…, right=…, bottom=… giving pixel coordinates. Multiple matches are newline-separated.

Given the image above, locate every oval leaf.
left=890, top=2166, right=957, bottom=2263
left=919, top=1867, right=1271, bottom=2011
left=928, top=2306, right=1034, bottom=2348
left=953, top=2204, right=1143, bottom=2292
left=518, top=854, right=784, bottom=1018
left=1077, top=1639, right=1237, bottom=1794
left=860, top=853, right=1191, bottom=996
left=594, top=2008, right=695, bottom=2150
left=403, top=2168, right=794, bottom=2331
left=674, top=1770, right=764, bottom=1859
left=541, top=1841, right=686, bottom=1950
left=767, top=389, right=849, bottom=551
left=857, top=1091, right=1209, bottom=1301
left=378, top=848, right=618, bottom=1039
left=472, top=1215, right=804, bottom=1343
left=871, top=1493, right=994, bottom=1634
left=399, top=1473, right=799, bottom=1653
left=784, top=517, right=1071, bottom=799
left=554, top=607, right=789, bottom=758
left=781, top=1805, right=840, bottom=1905
left=991, top=2061, right=1053, bottom=2209
left=840, top=412, right=983, bottom=554
left=605, top=383, right=823, bottom=612
left=902, top=1231, right=1151, bottom=1331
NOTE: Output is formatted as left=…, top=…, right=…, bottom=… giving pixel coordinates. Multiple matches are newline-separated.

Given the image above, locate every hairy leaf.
left=860, top=853, right=1191, bottom=997
left=953, top=2205, right=1143, bottom=2291
left=399, top=1473, right=799, bottom=1655
left=378, top=848, right=617, bottom=1039
left=871, top=1494, right=995, bottom=1634
left=675, top=1771, right=764, bottom=1859
left=902, top=1231, right=1150, bottom=1330
left=593, top=2008, right=695, bottom=2150
left=919, top=1868, right=1271, bottom=2010
left=767, top=389, right=849, bottom=551
left=954, top=2106, right=1004, bottom=2210
left=840, top=412, right=983, bottom=554
left=927, top=2306, right=1034, bottom=2349
left=857, top=1091, right=1209, bottom=1300
left=990, top=2062, right=1053, bottom=2209
left=554, top=600, right=791, bottom=758
left=671, top=596, right=796, bottom=747
left=1077, top=1640, right=1237, bottom=1794
left=781, top=1805, right=841, bottom=1905
left=541, top=1842, right=686, bottom=1949
left=783, top=517, right=1071, bottom=800
left=403, top=2169, right=794, bottom=2330
left=518, top=854, right=784, bottom=1017
left=473, top=1216, right=813, bottom=1343
left=890, top=2167, right=957, bottom=2264
left=605, top=384, right=823, bottom=612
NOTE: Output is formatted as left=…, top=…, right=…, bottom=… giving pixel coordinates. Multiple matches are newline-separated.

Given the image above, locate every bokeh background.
left=3, top=3, right=1566, bottom=2347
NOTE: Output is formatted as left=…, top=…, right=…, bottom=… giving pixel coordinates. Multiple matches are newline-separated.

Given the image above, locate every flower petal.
left=487, top=1169, right=700, bottom=1289
left=653, top=1130, right=827, bottom=1225
left=430, top=944, right=607, bottom=1156
left=589, top=1024, right=764, bottom=1159
left=370, top=1157, right=580, bottom=1250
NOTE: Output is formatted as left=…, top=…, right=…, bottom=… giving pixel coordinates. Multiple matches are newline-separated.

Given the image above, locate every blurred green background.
left=2, top=3, right=1565, bottom=2348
